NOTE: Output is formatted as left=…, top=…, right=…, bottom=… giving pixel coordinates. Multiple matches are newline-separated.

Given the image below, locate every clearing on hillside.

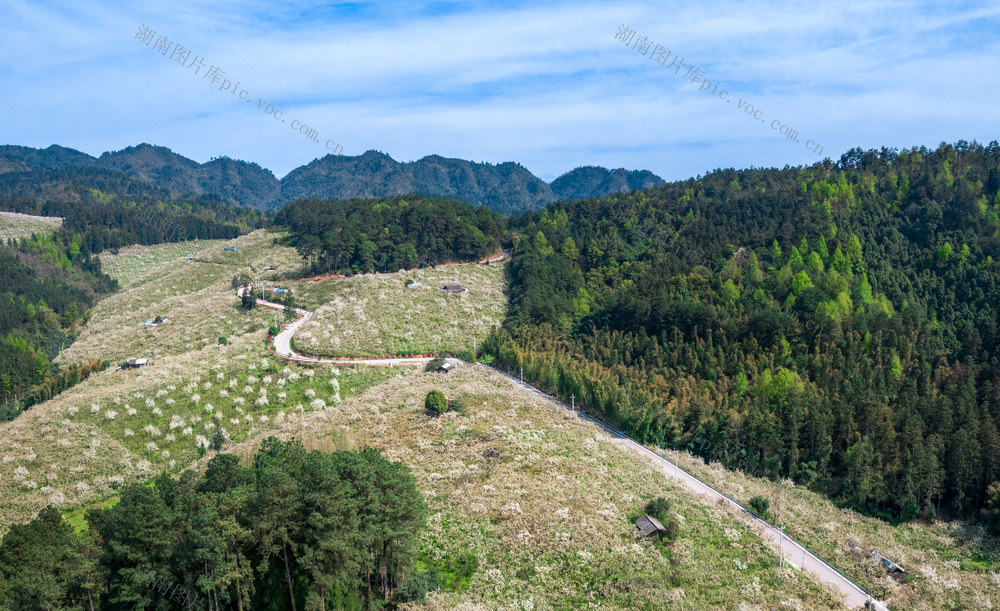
left=218, top=363, right=845, bottom=609
left=290, top=263, right=507, bottom=358
left=98, top=239, right=229, bottom=286
left=0, top=210, right=62, bottom=241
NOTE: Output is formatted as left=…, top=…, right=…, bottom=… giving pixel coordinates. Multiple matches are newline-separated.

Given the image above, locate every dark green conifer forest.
left=276, top=195, right=506, bottom=275
left=0, top=439, right=427, bottom=610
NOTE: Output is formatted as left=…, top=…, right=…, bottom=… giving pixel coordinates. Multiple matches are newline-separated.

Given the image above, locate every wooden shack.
left=442, top=284, right=466, bottom=295
left=869, top=550, right=908, bottom=582
left=126, top=358, right=148, bottom=368
left=634, top=514, right=668, bottom=540
left=438, top=361, right=455, bottom=374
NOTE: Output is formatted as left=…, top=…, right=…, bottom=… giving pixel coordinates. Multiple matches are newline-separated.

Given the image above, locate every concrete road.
left=241, top=277, right=886, bottom=610
left=486, top=365, right=887, bottom=611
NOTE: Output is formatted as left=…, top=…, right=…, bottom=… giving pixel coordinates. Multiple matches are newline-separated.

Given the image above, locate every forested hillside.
left=276, top=195, right=506, bottom=274
left=0, top=188, right=263, bottom=253
left=0, top=232, right=115, bottom=414
left=0, top=144, right=281, bottom=211
left=0, top=439, right=426, bottom=610
left=488, top=141, right=1000, bottom=522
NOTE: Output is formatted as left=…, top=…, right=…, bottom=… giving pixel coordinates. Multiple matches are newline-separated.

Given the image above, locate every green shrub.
left=749, top=495, right=771, bottom=520
left=449, top=398, right=465, bottom=413
left=663, top=518, right=680, bottom=543
left=209, top=427, right=226, bottom=451
left=425, top=357, right=446, bottom=372
left=218, top=336, right=228, bottom=345
left=644, top=497, right=672, bottom=523
left=425, top=389, right=448, bottom=414
left=396, top=570, right=442, bottom=603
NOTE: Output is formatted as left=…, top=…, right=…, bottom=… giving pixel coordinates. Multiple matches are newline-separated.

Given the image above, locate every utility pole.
left=570, top=394, right=575, bottom=412
left=519, top=366, right=523, bottom=382
left=674, top=449, right=679, bottom=482
left=779, top=522, right=784, bottom=567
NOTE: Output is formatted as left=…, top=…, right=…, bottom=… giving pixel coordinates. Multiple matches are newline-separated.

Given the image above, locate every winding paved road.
left=238, top=259, right=888, bottom=610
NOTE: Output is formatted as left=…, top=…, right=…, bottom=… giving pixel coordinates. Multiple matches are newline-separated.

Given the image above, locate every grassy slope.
left=60, top=230, right=302, bottom=365
left=0, top=211, right=62, bottom=242
left=290, top=263, right=507, bottom=357
left=219, top=363, right=843, bottom=609
left=676, top=451, right=1000, bottom=609
left=99, top=239, right=229, bottom=286
left=2, top=231, right=392, bottom=532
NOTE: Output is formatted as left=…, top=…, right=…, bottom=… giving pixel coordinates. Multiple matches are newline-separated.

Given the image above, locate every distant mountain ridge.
left=0, top=144, right=664, bottom=213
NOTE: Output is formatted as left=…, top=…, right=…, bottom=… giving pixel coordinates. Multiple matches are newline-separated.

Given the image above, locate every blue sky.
left=2, top=0, right=999, bottom=182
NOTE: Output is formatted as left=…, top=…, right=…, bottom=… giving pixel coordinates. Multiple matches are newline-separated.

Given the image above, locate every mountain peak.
left=0, top=143, right=664, bottom=213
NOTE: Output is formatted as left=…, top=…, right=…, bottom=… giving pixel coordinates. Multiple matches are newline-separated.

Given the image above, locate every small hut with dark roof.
left=634, top=514, right=668, bottom=540
left=869, top=550, right=908, bottom=582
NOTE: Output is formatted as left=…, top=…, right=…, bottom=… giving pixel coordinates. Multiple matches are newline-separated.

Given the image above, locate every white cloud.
left=2, top=0, right=1000, bottom=182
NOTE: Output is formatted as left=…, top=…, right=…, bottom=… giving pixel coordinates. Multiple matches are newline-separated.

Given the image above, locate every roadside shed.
left=635, top=514, right=668, bottom=540
left=126, top=358, right=148, bottom=368
left=869, top=550, right=908, bottom=582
